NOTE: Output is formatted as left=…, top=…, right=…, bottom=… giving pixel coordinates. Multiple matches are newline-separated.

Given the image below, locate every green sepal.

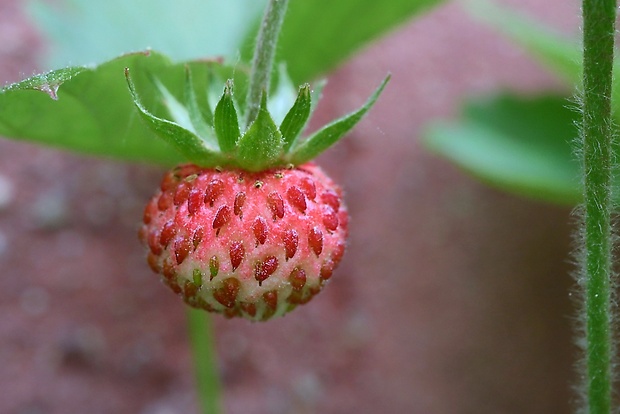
left=280, top=83, right=311, bottom=152
left=126, top=68, right=225, bottom=166
left=214, top=80, right=241, bottom=154
left=236, top=91, right=284, bottom=171
left=184, top=66, right=217, bottom=148
left=289, top=75, right=390, bottom=165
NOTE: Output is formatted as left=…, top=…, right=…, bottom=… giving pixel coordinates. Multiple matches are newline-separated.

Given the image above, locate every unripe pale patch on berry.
left=286, top=186, right=306, bottom=213
left=267, top=191, right=285, bottom=220
left=205, top=179, right=225, bottom=206
left=229, top=241, right=245, bottom=271
left=283, top=229, right=298, bottom=260
left=254, top=255, right=278, bottom=285
left=308, top=226, right=323, bottom=256
left=252, top=216, right=268, bottom=245
left=234, top=192, right=246, bottom=217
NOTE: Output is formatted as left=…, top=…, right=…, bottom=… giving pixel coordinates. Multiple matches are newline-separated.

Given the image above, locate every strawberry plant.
left=424, top=0, right=618, bottom=412
left=3, top=0, right=617, bottom=412
left=0, top=0, right=402, bottom=412
left=125, top=0, right=388, bottom=323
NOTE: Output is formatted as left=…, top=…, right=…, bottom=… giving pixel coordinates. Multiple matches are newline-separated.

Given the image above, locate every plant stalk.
left=580, top=0, right=617, bottom=412
left=187, top=308, right=222, bottom=414
left=245, top=0, right=290, bottom=127
left=185, top=2, right=292, bottom=412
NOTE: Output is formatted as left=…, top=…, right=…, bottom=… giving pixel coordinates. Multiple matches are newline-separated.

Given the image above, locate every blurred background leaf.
left=27, top=0, right=266, bottom=68
left=424, top=93, right=581, bottom=204
left=464, top=0, right=581, bottom=86
left=421, top=0, right=620, bottom=205
left=273, top=0, right=445, bottom=83
left=29, top=0, right=446, bottom=83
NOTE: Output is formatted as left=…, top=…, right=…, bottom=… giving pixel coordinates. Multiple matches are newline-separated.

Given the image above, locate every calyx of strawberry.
left=126, top=65, right=389, bottom=171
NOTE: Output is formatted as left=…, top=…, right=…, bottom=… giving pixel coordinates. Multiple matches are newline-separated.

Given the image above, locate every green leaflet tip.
left=214, top=79, right=241, bottom=155
left=287, top=74, right=390, bottom=164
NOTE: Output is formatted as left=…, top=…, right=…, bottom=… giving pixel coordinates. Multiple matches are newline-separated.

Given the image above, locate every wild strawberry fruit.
left=127, top=64, right=388, bottom=320
left=139, top=163, right=347, bottom=320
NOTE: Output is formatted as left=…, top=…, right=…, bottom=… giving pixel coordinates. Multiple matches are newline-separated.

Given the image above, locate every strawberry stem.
left=245, top=0, right=290, bottom=128
left=187, top=308, right=222, bottom=414
left=579, top=0, right=617, bottom=412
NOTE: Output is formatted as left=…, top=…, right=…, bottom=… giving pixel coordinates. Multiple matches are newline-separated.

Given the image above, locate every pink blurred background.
left=0, top=0, right=580, bottom=412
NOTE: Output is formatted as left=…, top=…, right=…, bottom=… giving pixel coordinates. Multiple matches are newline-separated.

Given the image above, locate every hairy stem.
left=580, top=0, right=617, bottom=412
left=187, top=308, right=222, bottom=414
left=245, top=0, right=289, bottom=127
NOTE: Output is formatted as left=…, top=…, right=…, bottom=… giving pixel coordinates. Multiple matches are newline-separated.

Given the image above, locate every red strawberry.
left=139, top=163, right=347, bottom=320
left=127, top=64, right=388, bottom=320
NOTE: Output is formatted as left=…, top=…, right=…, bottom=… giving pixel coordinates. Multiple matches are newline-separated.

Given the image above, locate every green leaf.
left=28, top=0, right=266, bottom=69
left=280, top=84, right=311, bottom=152
left=32, top=0, right=443, bottom=88
left=464, top=0, right=620, bottom=121
left=0, top=50, right=242, bottom=165
left=213, top=80, right=241, bottom=154
left=270, top=0, right=445, bottom=83
left=237, top=93, right=283, bottom=171
left=3, top=67, right=87, bottom=98
left=465, top=0, right=581, bottom=85
left=423, top=93, right=581, bottom=204
left=126, top=68, right=225, bottom=166
left=289, top=75, right=390, bottom=165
